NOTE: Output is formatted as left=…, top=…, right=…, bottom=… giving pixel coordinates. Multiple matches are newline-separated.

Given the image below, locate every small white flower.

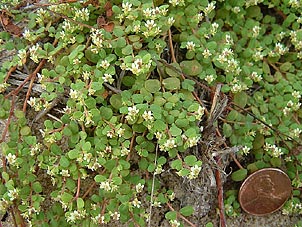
left=142, top=110, right=154, bottom=121
left=186, top=41, right=196, bottom=51
left=102, top=73, right=114, bottom=84
left=133, top=24, right=141, bottom=33
left=188, top=165, right=201, bottom=179
left=196, top=105, right=205, bottom=120
left=153, top=201, right=161, bottom=207
left=231, top=83, right=242, bottom=93
left=131, top=198, right=141, bottom=208
left=202, top=48, right=212, bottom=58
left=154, top=165, right=163, bottom=174
left=155, top=132, right=163, bottom=139
left=60, top=169, right=70, bottom=177
left=27, top=97, right=37, bottom=107
left=169, top=0, right=184, bottom=7
left=122, top=2, right=132, bottom=14
left=100, top=60, right=110, bottom=69
left=164, top=139, right=177, bottom=150
left=135, top=183, right=144, bottom=193
left=117, top=128, right=125, bottom=137
left=170, top=219, right=181, bottom=227
left=121, top=147, right=130, bottom=156
left=290, top=128, right=302, bottom=138
left=7, top=188, right=19, bottom=201
left=241, top=146, right=251, bottom=155
left=145, top=20, right=156, bottom=30
left=204, top=2, right=216, bottom=16
left=69, top=89, right=79, bottom=99
left=110, top=211, right=120, bottom=221
left=292, top=91, right=301, bottom=99
left=185, top=137, right=199, bottom=148
left=167, top=17, right=175, bottom=25
left=197, top=12, right=204, bottom=21
left=126, top=106, right=139, bottom=121
left=18, top=49, right=27, bottom=65
left=250, top=72, right=262, bottom=82
left=6, top=153, right=17, bottom=165
left=210, top=22, right=219, bottom=35
left=23, top=29, right=31, bottom=40
left=232, top=6, right=241, bottom=13
left=73, top=58, right=81, bottom=65
left=100, top=181, right=111, bottom=191
left=205, top=74, right=215, bottom=84
left=143, top=8, right=153, bottom=18
left=252, top=25, right=261, bottom=37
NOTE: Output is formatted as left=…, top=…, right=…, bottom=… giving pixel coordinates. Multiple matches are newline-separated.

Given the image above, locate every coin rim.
left=238, top=168, right=292, bottom=216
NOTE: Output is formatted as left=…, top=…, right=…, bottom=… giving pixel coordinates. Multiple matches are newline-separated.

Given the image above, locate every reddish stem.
left=215, top=156, right=227, bottom=227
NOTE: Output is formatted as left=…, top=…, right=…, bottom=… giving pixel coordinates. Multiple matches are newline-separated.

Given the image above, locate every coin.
left=238, top=168, right=292, bottom=216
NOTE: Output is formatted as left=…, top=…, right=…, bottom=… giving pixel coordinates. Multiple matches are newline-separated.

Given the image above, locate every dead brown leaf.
left=97, top=16, right=106, bottom=27
left=104, top=2, right=113, bottom=17
left=0, top=10, right=22, bottom=36
left=103, top=22, right=114, bottom=32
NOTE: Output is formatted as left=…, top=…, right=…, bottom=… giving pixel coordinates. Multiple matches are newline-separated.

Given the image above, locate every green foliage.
left=1, top=0, right=302, bottom=226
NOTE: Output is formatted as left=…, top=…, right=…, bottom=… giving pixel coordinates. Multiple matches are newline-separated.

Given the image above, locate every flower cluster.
left=73, top=8, right=90, bottom=21
left=264, top=143, right=283, bottom=157
left=99, top=180, right=118, bottom=192
left=29, top=43, right=40, bottom=63
left=65, top=209, right=87, bottom=223
left=283, top=99, right=301, bottom=115
left=125, top=105, right=139, bottom=121
left=187, top=165, right=202, bottom=179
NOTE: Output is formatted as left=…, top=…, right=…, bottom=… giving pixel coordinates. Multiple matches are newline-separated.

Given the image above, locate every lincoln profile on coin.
left=243, top=174, right=283, bottom=214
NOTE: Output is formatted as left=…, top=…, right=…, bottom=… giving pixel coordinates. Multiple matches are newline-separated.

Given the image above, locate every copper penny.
left=238, top=168, right=292, bottom=216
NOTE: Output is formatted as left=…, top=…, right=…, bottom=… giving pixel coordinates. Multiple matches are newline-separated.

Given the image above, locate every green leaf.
left=154, top=120, right=166, bottom=131
left=94, top=175, right=106, bottom=183
left=170, top=124, right=182, bottom=136
left=162, top=78, right=180, bottom=90
left=77, top=198, right=85, bottom=209
left=280, top=62, right=292, bottom=72
left=205, top=222, right=214, bottom=227
left=110, top=94, right=123, bottom=109
left=32, top=182, right=42, bottom=193
left=59, top=156, right=70, bottom=168
left=112, top=177, right=122, bottom=185
left=128, top=35, right=140, bottom=42
left=171, top=159, right=182, bottom=171
left=165, top=211, right=177, bottom=220
left=20, top=126, right=31, bottom=136
left=233, top=92, right=248, bottom=108
left=179, top=205, right=194, bottom=216
left=175, top=118, right=189, bottom=128
left=180, top=60, right=202, bottom=76
left=223, top=123, right=232, bottom=138
left=99, top=106, right=113, bottom=120
left=184, top=155, right=197, bottom=166
left=147, top=163, right=155, bottom=172
left=2, top=172, right=9, bottom=182
left=253, top=133, right=264, bottom=150
left=68, top=149, right=79, bottom=159
left=231, top=169, right=248, bottom=182
left=113, top=26, right=125, bottom=37
left=157, top=156, right=167, bottom=165
left=61, top=192, right=73, bottom=203
left=263, top=62, right=270, bottom=74
left=270, top=157, right=281, bottom=167
left=122, top=45, right=133, bottom=55
left=165, top=63, right=181, bottom=77
left=145, top=79, right=161, bottom=93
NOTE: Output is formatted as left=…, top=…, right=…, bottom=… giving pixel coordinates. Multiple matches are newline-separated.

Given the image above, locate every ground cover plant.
left=0, top=0, right=302, bottom=226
